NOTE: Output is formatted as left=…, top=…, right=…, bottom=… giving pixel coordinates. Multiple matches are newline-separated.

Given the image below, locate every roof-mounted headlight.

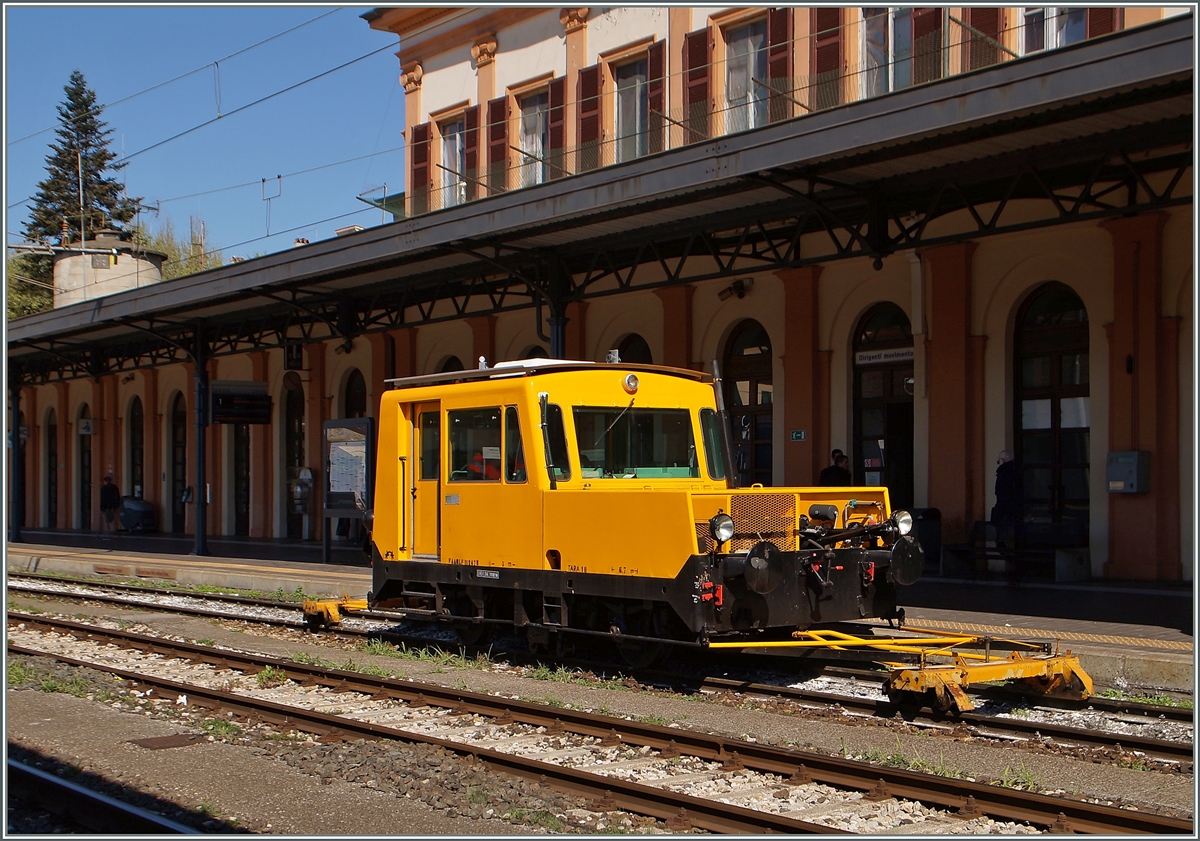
left=622, top=373, right=639, bottom=394
left=709, top=513, right=734, bottom=544
left=891, top=510, right=913, bottom=536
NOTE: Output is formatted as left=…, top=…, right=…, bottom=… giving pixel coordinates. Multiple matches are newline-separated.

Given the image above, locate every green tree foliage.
left=6, top=253, right=53, bottom=320
left=21, top=69, right=141, bottom=282
left=135, top=216, right=225, bottom=280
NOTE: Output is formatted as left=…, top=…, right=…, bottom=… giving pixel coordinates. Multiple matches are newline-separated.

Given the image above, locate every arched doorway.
left=284, top=374, right=306, bottom=539
left=1014, top=283, right=1089, bottom=529
left=617, top=333, right=653, bottom=364
left=78, top=404, right=91, bottom=530
left=128, top=397, right=144, bottom=498
left=46, top=408, right=57, bottom=528
left=343, top=369, right=367, bottom=418
left=170, top=393, right=187, bottom=533
left=440, top=355, right=465, bottom=373
left=723, top=320, right=773, bottom=487
left=852, top=303, right=914, bottom=509
left=520, top=345, right=547, bottom=359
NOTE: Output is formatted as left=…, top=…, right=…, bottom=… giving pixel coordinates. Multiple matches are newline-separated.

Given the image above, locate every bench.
left=943, top=520, right=1088, bottom=580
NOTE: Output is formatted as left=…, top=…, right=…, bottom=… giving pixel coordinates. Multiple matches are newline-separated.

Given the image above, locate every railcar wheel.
left=453, top=621, right=493, bottom=647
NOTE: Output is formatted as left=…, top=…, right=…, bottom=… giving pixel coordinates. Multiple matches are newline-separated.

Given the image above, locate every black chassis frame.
left=369, top=544, right=903, bottom=641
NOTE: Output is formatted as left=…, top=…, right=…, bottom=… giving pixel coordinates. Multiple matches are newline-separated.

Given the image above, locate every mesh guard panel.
left=729, top=492, right=798, bottom=552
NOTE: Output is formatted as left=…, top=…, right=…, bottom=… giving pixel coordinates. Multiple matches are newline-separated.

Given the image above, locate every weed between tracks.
left=998, top=762, right=1042, bottom=790
left=1096, top=688, right=1193, bottom=710
left=844, top=736, right=964, bottom=779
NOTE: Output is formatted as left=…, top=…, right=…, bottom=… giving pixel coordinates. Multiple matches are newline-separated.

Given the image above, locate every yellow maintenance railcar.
left=364, top=359, right=923, bottom=661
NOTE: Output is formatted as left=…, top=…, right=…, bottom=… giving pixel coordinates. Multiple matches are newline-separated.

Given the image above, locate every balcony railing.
left=413, top=9, right=1113, bottom=216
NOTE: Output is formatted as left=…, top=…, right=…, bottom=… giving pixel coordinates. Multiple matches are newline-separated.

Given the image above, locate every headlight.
left=891, top=509, right=913, bottom=536
left=709, top=513, right=735, bottom=544
left=622, top=373, right=639, bottom=394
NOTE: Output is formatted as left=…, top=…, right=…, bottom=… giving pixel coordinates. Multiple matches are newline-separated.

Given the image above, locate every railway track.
left=7, top=757, right=199, bottom=834
left=9, top=573, right=1193, bottom=760
left=7, top=612, right=1192, bottom=835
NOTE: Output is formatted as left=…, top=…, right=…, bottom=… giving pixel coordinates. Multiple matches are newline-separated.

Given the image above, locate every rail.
left=9, top=612, right=1192, bottom=835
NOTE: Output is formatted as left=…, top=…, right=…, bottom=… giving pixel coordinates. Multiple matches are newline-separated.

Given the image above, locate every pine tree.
left=20, top=69, right=141, bottom=281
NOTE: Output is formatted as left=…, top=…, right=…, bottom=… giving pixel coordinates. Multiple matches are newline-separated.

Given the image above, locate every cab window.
left=573, top=406, right=698, bottom=479
left=419, top=412, right=440, bottom=480
left=546, top=404, right=571, bottom=481
left=504, top=406, right=526, bottom=483
left=699, top=408, right=726, bottom=480
left=448, top=408, right=501, bottom=481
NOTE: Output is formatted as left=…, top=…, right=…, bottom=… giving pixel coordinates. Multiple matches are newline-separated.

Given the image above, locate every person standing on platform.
left=99, top=475, right=120, bottom=538
left=992, top=450, right=1022, bottom=580
left=818, top=449, right=852, bottom=486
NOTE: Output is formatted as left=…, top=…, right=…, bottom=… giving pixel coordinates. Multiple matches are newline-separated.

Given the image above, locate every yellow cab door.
left=440, top=403, right=541, bottom=569
left=412, top=402, right=441, bottom=558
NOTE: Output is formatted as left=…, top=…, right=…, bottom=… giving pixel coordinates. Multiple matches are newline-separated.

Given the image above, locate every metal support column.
left=547, top=264, right=570, bottom=360
left=9, top=365, right=23, bottom=544
left=193, top=324, right=210, bottom=556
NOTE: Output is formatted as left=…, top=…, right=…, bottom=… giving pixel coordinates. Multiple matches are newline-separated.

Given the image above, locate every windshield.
left=573, top=407, right=699, bottom=479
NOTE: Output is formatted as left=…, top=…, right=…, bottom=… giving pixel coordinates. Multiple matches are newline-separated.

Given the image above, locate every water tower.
left=52, top=227, right=167, bottom=307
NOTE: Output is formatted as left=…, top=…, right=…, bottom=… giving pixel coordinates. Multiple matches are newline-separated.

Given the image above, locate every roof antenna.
left=478, top=356, right=488, bottom=369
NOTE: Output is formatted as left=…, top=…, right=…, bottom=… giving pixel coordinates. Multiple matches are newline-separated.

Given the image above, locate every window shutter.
left=409, top=122, right=431, bottom=215
left=646, top=39, right=666, bottom=153
left=1087, top=8, right=1118, bottom=38
left=548, top=76, right=566, bottom=179
left=911, top=8, right=943, bottom=84
left=767, top=7, right=793, bottom=123
left=577, top=64, right=602, bottom=171
left=487, top=96, right=508, bottom=194
left=683, top=27, right=711, bottom=143
left=810, top=8, right=842, bottom=110
left=463, top=105, right=480, bottom=200
left=967, top=7, right=1000, bottom=71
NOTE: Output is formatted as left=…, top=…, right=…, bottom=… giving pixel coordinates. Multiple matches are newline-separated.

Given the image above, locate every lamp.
left=718, top=278, right=753, bottom=302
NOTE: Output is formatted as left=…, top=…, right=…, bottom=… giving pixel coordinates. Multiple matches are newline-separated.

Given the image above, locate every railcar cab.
left=367, top=358, right=920, bottom=648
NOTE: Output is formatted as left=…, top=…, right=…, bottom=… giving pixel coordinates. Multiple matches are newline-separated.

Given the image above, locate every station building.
left=7, top=7, right=1194, bottom=583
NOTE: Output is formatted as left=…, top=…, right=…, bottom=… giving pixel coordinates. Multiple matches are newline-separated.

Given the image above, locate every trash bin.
left=908, top=508, right=941, bottom=574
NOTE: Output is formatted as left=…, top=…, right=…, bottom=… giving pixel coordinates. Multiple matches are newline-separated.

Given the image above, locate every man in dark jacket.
left=99, top=475, right=121, bottom=537
left=818, top=449, right=853, bottom=486
left=992, top=451, right=1022, bottom=581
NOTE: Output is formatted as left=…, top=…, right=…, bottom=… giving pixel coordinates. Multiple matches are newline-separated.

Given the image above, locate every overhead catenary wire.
left=156, top=145, right=403, bottom=204
left=121, top=42, right=397, bottom=163
left=5, top=8, right=340, bottom=148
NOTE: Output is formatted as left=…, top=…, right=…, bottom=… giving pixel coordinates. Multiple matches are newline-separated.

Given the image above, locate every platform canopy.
left=7, top=15, right=1192, bottom=384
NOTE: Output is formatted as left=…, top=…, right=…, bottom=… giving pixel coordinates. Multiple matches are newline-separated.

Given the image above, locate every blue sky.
left=5, top=5, right=404, bottom=261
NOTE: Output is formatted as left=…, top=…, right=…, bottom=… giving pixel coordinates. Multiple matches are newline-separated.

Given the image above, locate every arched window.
left=78, top=404, right=92, bottom=531
left=46, top=408, right=57, bottom=528
left=852, top=303, right=914, bottom=508
left=1014, top=283, right=1089, bottom=529
left=520, top=345, right=548, bottom=360
left=723, top=320, right=773, bottom=486
left=284, top=374, right=306, bottom=539
left=128, top=397, right=144, bottom=498
left=440, top=355, right=465, bottom=373
left=344, top=368, right=367, bottom=418
left=170, top=394, right=187, bottom=533
left=617, top=333, right=653, bottom=365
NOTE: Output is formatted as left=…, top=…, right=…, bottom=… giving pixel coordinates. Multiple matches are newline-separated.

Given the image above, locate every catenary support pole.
left=193, top=324, right=210, bottom=556
left=9, top=364, right=24, bottom=543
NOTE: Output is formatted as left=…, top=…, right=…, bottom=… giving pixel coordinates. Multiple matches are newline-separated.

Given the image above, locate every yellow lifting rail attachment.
left=708, top=624, right=1094, bottom=713
left=302, top=596, right=370, bottom=629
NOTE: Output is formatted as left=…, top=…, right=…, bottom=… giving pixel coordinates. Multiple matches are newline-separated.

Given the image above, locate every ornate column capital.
left=400, top=61, right=423, bottom=93
left=471, top=35, right=498, bottom=67
left=560, top=8, right=589, bottom=33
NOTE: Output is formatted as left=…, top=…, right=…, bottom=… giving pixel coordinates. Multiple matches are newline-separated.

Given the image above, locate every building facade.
left=12, top=7, right=1193, bottom=583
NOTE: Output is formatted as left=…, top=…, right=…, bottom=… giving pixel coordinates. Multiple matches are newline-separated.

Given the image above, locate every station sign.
left=854, top=347, right=914, bottom=366
left=210, top=381, right=271, bottom=424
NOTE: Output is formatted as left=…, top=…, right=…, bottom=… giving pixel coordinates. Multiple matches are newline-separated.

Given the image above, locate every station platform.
left=5, top=536, right=1193, bottom=697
